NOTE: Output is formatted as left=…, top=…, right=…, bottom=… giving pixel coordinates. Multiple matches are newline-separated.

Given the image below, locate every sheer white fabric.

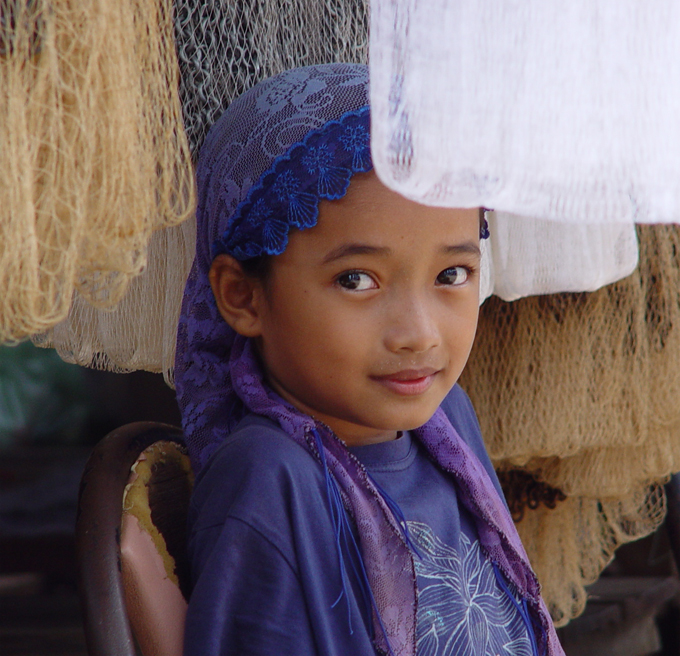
left=370, top=0, right=680, bottom=224
left=485, top=213, right=638, bottom=302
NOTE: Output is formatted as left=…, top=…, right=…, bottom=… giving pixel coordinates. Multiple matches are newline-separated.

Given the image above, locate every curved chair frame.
left=76, top=422, right=186, bottom=656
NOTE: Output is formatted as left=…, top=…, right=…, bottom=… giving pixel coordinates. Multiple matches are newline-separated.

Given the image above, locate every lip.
left=371, top=367, right=440, bottom=396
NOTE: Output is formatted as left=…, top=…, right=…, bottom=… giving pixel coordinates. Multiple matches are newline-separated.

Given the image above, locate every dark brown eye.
left=336, top=271, right=377, bottom=291
left=436, top=266, right=469, bottom=286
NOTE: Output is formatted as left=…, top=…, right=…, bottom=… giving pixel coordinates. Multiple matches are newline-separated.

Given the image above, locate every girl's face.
left=219, top=171, right=481, bottom=446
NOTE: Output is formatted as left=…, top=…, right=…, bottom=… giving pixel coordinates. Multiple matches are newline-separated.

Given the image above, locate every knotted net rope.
left=174, top=0, right=370, bottom=157
left=1, top=0, right=194, bottom=342
left=461, top=224, right=680, bottom=625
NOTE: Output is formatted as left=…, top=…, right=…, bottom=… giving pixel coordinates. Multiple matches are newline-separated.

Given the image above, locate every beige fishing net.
left=460, top=224, right=680, bottom=626
left=1, top=0, right=194, bottom=342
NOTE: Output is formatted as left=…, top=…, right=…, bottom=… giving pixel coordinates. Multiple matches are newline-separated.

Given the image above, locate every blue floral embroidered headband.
left=214, top=108, right=372, bottom=260
left=213, top=104, right=489, bottom=263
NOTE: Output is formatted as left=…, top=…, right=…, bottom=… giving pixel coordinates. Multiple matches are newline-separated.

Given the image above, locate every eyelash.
left=335, top=266, right=475, bottom=291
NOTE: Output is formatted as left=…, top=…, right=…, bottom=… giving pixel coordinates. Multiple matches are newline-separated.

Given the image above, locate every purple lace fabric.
left=175, top=64, right=563, bottom=656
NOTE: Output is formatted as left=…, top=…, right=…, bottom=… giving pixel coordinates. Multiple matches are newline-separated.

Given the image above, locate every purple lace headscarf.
left=175, top=64, right=564, bottom=656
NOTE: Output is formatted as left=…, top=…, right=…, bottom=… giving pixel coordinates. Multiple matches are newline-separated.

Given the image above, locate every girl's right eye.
left=336, top=271, right=377, bottom=291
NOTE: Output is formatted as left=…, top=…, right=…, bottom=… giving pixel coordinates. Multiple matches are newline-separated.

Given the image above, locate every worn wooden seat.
left=76, top=422, right=193, bottom=656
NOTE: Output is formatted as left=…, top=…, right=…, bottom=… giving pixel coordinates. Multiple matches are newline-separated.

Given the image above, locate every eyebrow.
left=321, top=243, right=391, bottom=264
left=321, top=240, right=481, bottom=264
left=442, top=242, right=481, bottom=257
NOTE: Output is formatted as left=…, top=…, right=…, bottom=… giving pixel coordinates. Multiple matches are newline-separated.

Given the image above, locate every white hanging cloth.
left=33, top=220, right=195, bottom=386
left=370, top=0, right=680, bottom=225
left=484, top=213, right=639, bottom=302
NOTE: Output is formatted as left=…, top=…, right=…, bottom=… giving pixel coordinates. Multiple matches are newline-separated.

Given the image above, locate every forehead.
left=299, top=171, right=481, bottom=254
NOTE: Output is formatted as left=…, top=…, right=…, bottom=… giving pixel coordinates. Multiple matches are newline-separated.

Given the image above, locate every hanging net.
left=32, top=218, right=196, bottom=380
left=174, top=0, right=370, bottom=157
left=33, top=0, right=640, bottom=381
left=1, top=0, right=194, bottom=342
left=33, top=0, right=639, bottom=383
left=460, top=224, right=680, bottom=625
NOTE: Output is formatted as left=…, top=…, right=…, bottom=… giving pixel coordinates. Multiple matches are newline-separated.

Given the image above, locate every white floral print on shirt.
left=408, top=521, right=534, bottom=656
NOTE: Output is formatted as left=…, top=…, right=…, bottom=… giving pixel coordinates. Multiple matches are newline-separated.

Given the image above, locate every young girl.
left=176, top=63, right=564, bottom=656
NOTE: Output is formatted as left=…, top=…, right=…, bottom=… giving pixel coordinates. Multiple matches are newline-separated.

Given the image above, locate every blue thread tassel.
left=312, top=428, right=397, bottom=656
left=367, top=472, right=422, bottom=560
left=493, top=563, right=541, bottom=656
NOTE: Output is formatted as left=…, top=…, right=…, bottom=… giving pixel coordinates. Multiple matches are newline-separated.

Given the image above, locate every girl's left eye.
left=436, top=266, right=469, bottom=286
left=336, top=271, right=377, bottom=291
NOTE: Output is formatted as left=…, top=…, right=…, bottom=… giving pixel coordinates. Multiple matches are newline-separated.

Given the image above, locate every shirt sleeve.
left=184, top=516, right=317, bottom=656
left=183, top=418, right=377, bottom=656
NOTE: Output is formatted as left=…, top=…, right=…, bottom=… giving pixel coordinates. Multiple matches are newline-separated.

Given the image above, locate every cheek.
left=442, top=299, right=479, bottom=352
left=290, top=314, right=365, bottom=372
left=260, top=289, right=362, bottom=378
left=455, top=304, right=480, bottom=357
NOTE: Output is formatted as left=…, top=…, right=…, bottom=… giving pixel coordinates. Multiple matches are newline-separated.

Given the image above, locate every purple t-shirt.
left=350, top=432, right=533, bottom=656
left=183, top=385, right=532, bottom=656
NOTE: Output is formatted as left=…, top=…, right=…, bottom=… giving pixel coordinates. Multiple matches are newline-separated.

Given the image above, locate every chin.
left=398, top=395, right=449, bottom=428
left=377, top=407, right=443, bottom=433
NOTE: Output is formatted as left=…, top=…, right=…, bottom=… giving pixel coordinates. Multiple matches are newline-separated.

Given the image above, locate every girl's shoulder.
left=440, top=383, right=483, bottom=446
left=189, top=414, right=327, bottom=532
left=440, top=383, right=504, bottom=499
left=205, top=413, right=318, bottom=474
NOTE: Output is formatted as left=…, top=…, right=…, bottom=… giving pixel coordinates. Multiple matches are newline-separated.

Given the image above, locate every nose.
left=383, top=295, right=441, bottom=354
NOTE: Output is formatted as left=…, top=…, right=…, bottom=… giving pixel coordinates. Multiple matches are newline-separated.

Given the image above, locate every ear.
left=209, top=255, right=264, bottom=337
